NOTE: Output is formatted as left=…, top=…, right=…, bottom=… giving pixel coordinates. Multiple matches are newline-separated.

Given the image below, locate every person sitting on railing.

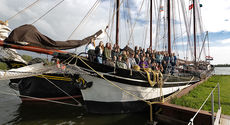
left=139, top=46, right=142, bottom=54
left=121, top=50, right=128, bottom=62
left=135, top=54, right=140, bottom=64
left=112, top=47, right=119, bottom=59
left=150, top=54, right=156, bottom=64
left=103, top=42, right=112, bottom=64
left=134, top=46, right=138, bottom=55
left=139, top=56, right=148, bottom=68
left=155, top=52, right=161, bottom=65
left=95, top=41, right=104, bottom=64
left=145, top=53, right=150, bottom=62
left=146, top=48, right=151, bottom=55
left=116, top=55, right=127, bottom=69
left=151, top=62, right=157, bottom=70
left=128, top=53, right=137, bottom=68
left=85, top=38, right=96, bottom=62
left=147, top=59, right=152, bottom=69
left=159, top=51, right=164, bottom=65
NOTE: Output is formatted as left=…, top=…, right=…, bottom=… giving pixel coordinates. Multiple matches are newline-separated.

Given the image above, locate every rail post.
left=218, top=83, right=220, bottom=109
left=188, top=118, right=194, bottom=125
left=211, top=92, right=214, bottom=125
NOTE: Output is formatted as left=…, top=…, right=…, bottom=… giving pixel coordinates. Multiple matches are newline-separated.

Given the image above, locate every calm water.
left=0, top=80, right=148, bottom=125
left=213, top=67, right=230, bottom=75
left=0, top=67, right=229, bottom=125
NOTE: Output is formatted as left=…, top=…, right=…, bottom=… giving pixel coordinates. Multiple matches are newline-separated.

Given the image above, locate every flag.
left=160, top=6, right=163, bottom=12
left=189, top=4, right=193, bottom=10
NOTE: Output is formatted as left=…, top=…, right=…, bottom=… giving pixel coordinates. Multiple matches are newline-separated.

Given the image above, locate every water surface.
left=213, top=67, right=230, bottom=75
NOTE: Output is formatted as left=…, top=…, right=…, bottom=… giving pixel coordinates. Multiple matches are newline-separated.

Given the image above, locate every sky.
left=0, top=0, right=230, bottom=64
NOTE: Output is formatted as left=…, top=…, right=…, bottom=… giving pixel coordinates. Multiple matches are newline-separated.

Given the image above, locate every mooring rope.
left=0, top=91, right=81, bottom=107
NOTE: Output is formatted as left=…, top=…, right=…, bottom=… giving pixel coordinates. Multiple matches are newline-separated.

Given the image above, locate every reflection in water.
left=0, top=80, right=149, bottom=125
left=2, top=97, right=148, bottom=125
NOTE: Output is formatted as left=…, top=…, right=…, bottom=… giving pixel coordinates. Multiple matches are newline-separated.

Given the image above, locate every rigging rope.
left=32, top=0, right=65, bottom=24
left=67, top=0, right=101, bottom=39
left=141, top=0, right=149, bottom=49
left=177, top=0, right=186, bottom=58
left=198, top=31, right=208, bottom=61
left=126, top=0, right=145, bottom=46
left=180, top=0, right=193, bottom=60
left=106, top=0, right=113, bottom=43
left=106, top=0, right=126, bottom=45
left=172, top=0, right=176, bottom=52
left=7, top=0, right=41, bottom=21
left=154, top=0, right=163, bottom=50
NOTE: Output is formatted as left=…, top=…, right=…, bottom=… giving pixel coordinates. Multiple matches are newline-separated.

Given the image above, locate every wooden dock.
left=154, top=103, right=230, bottom=125
left=154, top=103, right=212, bottom=125
left=150, top=77, right=230, bottom=125
left=220, top=115, right=230, bottom=125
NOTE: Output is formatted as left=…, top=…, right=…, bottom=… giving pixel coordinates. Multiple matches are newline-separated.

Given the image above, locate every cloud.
left=210, top=46, right=230, bottom=64
left=201, top=0, right=230, bottom=32
left=219, top=38, right=230, bottom=44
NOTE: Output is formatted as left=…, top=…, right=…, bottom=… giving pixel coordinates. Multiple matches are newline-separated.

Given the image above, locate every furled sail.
left=4, top=24, right=103, bottom=50
left=0, top=63, right=54, bottom=80
left=0, top=62, right=90, bottom=80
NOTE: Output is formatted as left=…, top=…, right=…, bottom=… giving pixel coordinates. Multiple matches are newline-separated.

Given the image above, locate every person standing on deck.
left=170, top=53, right=177, bottom=75
left=85, top=38, right=96, bottom=62
left=103, top=42, right=112, bottom=64
left=95, top=41, right=104, bottom=64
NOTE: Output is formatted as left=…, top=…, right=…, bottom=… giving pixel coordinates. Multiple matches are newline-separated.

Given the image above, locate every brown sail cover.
left=4, top=24, right=102, bottom=50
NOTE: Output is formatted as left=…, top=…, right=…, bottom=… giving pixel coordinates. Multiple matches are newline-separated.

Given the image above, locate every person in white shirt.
left=85, top=38, right=96, bottom=62
left=85, top=38, right=95, bottom=52
left=128, top=53, right=137, bottom=68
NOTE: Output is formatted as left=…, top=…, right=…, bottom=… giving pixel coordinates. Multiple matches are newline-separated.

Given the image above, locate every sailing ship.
left=0, top=0, right=213, bottom=113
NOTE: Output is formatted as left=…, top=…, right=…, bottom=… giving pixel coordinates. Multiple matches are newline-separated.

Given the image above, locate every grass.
left=171, top=75, right=230, bottom=115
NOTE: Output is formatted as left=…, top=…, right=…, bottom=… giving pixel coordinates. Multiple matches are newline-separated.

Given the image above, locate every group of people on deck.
left=85, top=39, right=177, bottom=74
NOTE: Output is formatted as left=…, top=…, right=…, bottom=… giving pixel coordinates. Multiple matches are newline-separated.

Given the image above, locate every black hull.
left=84, top=92, right=174, bottom=114
left=15, top=74, right=83, bottom=102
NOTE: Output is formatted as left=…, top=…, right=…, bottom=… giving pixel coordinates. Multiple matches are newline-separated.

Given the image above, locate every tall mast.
left=167, top=0, right=171, bottom=55
left=150, top=0, right=153, bottom=49
left=115, top=0, right=120, bottom=46
left=193, top=0, right=197, bottom=63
